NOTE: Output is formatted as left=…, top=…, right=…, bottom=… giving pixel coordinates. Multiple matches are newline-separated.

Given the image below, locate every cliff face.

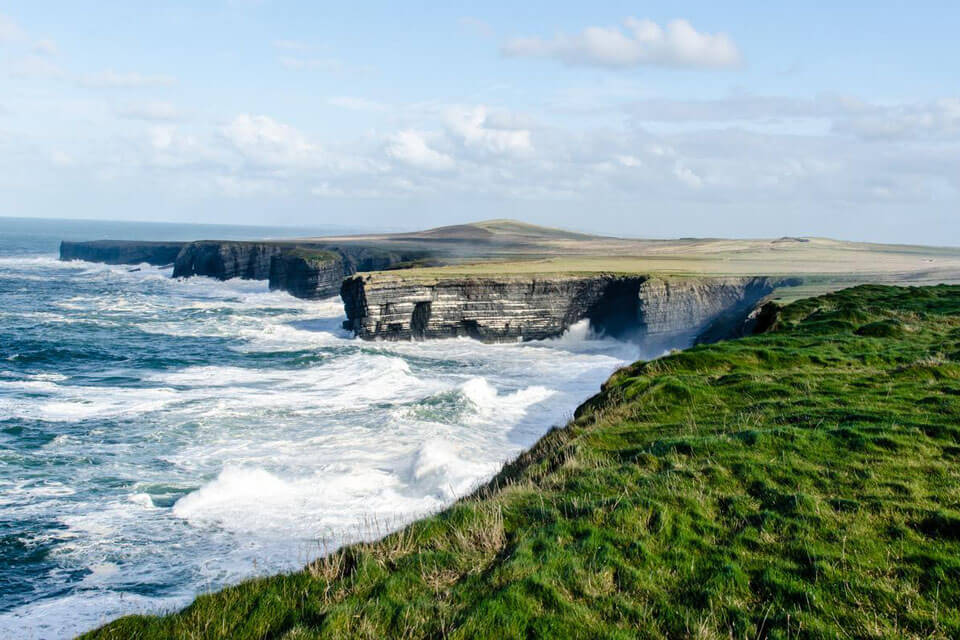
left=340, top=274, right=645, bottom=341
left=341, top=274, right=785, bottom=345
left=59, top=241, right=186, bottom=266
left=172, top=242, right=287, bottom=280
left=268, top=251, right=350, bottom=300
left=636, top=277, right=790, bottom=350
left=62, top=239, right=420, bottom=300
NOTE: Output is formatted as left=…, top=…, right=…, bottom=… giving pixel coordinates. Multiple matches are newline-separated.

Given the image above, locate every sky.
left=0, top=1, right=958, bottom=244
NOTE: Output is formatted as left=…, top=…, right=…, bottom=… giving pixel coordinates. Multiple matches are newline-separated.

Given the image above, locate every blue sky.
left=1, top=2, right=957, bottom=243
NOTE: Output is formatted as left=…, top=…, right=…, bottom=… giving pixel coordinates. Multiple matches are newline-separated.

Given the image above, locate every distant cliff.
left=172, top=242, right=287, bottom=280
left=60, top=239, right=420, bottom=300
left=341, top=274, right=790, bottom=345
left=268, top=250, right=347, bottom=299
left=59, top=240, right=186, bottom=266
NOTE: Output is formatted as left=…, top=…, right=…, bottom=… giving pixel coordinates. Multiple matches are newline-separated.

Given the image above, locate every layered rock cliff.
left=172, top=242, right=288, bottom=280
left=59, top=240, right=186, bottom=266
left=268, top=250, right=348, bottom=300
left=340, top=274, right=788, bottom=345
left=341, top=274, right=647, bottom=341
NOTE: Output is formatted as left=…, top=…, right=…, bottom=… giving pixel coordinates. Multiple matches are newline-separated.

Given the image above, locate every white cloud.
left=445, top=106, right=532, bottom=155
left=273, top=39, right=312, bottom=52
left=9, top=54, right=63, bottom=79
left=222, top=114, right=319, bottom=167
left=50, top=150, right=73, bottom=167
left=386, top=130, right=455, bottom=171
left=118, top=102, right=186, bottom=122
left=32, top=38, right=57, bottom=55
left=502, top=18, right=741, bottom=69
left=279, top=56, right=374, bottom=74
left=79, top=70, right=177, bottom=89
left=834, top=98, right=960, bottom=140
left=215, top=175, right=283, bottom=197
left=0, top=13, right=24, bottom=44
left=327, top=96, right=388, bottom=112
left=626, top=93, right=861, bottom=123
left=672, top=161, right=702, bottom=188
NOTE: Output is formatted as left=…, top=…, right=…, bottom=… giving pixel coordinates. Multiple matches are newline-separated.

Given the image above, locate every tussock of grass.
left=84, top=285, right=960, bottom=639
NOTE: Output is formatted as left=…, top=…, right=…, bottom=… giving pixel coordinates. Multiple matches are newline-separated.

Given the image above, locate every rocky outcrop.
left=341, top=274, right=647, bottom=341
left=268, top=251, right=350, bottom=300
left=59, top=240, right=186, bottom=266
left=341, top=274, right=789, bottom=346
left=172, top=242, right=289, bottom=280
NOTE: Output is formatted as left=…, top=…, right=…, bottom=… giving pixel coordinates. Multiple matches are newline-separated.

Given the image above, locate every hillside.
left=85, top=285, right=960, bottom=639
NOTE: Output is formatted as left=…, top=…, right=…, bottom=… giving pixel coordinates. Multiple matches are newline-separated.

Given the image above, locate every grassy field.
left=85, top=285, right=960, bottom=639
left=303, top=221, right=960, bottom=288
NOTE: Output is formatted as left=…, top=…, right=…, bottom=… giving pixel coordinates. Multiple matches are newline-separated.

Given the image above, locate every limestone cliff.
left=340, top=274, right=647, bottom=341
left=59, top=240, right=186, bottom=266
left=172, top=242, right=288, bottom=280
left=268, top=251, right=349, bottom=300
left=341, top=274, right=787, bottom=345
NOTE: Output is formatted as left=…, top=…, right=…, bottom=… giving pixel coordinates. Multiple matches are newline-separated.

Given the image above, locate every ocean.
left=0, top=218, right=652, bottom=639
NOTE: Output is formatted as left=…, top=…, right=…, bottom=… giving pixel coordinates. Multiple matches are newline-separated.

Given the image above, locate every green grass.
left=84, top=285, right=960, bottom=639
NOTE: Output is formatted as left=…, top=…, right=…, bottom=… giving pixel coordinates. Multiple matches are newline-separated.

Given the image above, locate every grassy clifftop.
left=85, top=285, right=960, bottom=639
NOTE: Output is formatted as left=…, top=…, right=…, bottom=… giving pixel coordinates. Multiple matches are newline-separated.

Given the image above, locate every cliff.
left=340, top=273, right=787, bottom=345
left=172, top=242, right=288, bottom=280
left=59, top=240, right=186, bottom=266
left=61, top=239, right=422, bottom=300
left=341, top=274, right=646, bottom=341
left=268, top=250, right=349, bottom=300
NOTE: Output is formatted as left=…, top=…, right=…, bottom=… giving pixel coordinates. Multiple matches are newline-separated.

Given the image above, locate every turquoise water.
left=0, top=218, right=644, bottom=638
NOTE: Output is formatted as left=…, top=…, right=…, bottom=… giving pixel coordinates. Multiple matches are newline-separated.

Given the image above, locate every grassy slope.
left=85, top=285, right=960, bottom=640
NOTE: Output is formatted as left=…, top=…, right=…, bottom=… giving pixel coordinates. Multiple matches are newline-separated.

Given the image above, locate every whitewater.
left=0, top=219, right=650, bottom=639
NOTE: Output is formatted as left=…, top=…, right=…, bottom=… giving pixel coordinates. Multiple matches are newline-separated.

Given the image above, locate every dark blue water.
left=0, top=217, right=642, bottom=638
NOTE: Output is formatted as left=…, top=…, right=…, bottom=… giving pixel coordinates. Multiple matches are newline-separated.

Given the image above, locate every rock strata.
left=172, top=242, right=288, bottom=280
left=268, top=251, right=348, bottom=299
left=341, top=274, right=787, bottom=345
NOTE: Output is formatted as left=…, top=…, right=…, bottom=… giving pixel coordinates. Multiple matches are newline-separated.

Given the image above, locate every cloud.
left=214, top=175, right=283, bottom=197
left=118, top=102, right=186, bottom=122
left=460, top=17, right=494, bottom=38
left=445, top=106, right=532, bottom=154
left=0, top=13, right=25, bottom=44
left=834, top=98, right=960, bottom=140
left=273, top=39, right=312, bottom=52
left=626, top=93, right=859, bottom=123
left=386, top=130, right=455, bottom=171
left=222, top=113, right=319, bottom=167
left=50, top=150, right=73, bottom=167
left=9, top=54, right=63, bottom=79
left=279, top=56, right=375, bottom=74
left=32, top=38, right=57, bottom=55
left=327, top=96, right=388, bottom=112
left=79, top=70, right=177, bottom=89
left=502, top=18, right=741, bottom=69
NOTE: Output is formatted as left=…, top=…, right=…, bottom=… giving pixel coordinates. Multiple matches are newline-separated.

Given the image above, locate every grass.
left=84, top=284, right=960, bottom=639
left=283, top=248, right=342, bottom=263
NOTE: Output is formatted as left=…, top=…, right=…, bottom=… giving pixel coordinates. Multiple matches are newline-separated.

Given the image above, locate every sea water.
left=0, top=218, right=649, bottom=639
